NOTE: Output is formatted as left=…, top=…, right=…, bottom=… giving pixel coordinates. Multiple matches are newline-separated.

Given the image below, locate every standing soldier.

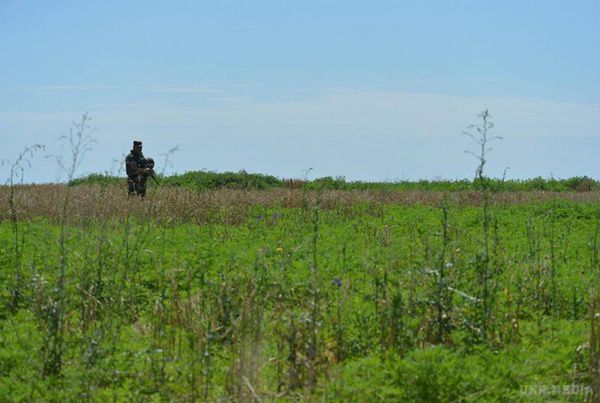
left=125, top=140, right=153, bottom=197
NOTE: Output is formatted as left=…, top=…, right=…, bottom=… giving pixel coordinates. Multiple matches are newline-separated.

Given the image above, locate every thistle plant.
left=301, top=167, right=314, bottom=223
left=463, top=109, right=502, bottom=184
left=42, top=113, right=96, bottom=376
left=3, top=144, right=44, bottom=311
left=462, top=109, right=502, bottom=343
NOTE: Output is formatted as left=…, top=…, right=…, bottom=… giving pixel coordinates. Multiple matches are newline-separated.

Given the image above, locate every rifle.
left=143, top=158, right=160, bottom=186
left=144, top=157, right=160, bottom=186
left=148, top=171, right=160, bottom=186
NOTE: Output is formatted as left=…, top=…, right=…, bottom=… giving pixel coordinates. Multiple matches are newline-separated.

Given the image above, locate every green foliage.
left=336, top=321, right=586, bottom=401
left=163, top=170, right=282, bottom=190
left=307, top=176, right=349, bottom=190
left=0, top=197, right=597, bottom=400
left=69, top=171, right=600, bottom=192
left=69, top=173, right=123, bottom=187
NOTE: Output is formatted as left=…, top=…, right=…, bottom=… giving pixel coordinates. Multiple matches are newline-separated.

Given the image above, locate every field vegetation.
left=1, top=181, right=600, bottom=401
left=71, top=170, right=599, bottom=192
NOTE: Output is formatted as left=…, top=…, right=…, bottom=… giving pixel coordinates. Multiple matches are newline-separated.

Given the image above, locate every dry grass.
left=2, top=184, right=600, bottom=225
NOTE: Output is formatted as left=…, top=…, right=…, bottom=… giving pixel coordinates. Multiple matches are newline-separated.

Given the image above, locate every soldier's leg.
left=139, top=176, right=147, bottom=198
left=127, top=178, right=135, bottom=195
left=130, top=175, right=142, bottom=196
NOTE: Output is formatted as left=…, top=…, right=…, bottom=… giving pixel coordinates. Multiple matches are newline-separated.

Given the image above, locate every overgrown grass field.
left=1, top=184, right=600, bottom=401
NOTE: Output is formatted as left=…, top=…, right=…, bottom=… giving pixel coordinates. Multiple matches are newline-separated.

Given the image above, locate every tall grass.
left=4, top=144, right=44, bottom=311
left=40, top=113, right=96, bottom=376
left=2, top=185, right=600, bottom=227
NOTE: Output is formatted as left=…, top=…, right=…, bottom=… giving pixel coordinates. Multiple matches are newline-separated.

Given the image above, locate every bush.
left=309, top=176, right=348, bottom=190
left=565, top=176, right=596, bottom=192
left=163, top=170, right=282, bottom=190
left=68, top=173, right=123, bottom=187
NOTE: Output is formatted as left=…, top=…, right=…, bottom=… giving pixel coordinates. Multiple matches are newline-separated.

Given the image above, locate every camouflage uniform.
left=125, top=142, right=148, bottom=196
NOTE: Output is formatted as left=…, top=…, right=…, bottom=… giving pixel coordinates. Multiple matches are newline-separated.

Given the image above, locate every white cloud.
left=144, top=84, right=224, bottom=94
left=21, top=85, right=114, bottom=91
left=88, top=89, right=600, bottom=141
left=2, top=88, right=600, bottom=182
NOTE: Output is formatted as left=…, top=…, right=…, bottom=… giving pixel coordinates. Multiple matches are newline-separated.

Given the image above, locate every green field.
left=1, top=186, right=599, bottom=401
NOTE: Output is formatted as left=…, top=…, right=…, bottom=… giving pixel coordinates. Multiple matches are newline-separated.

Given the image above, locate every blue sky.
left=1, top=0, right=599, bottom=182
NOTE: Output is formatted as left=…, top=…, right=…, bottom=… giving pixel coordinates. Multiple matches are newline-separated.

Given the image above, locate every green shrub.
left=65, top=171, right=599, bottom=192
